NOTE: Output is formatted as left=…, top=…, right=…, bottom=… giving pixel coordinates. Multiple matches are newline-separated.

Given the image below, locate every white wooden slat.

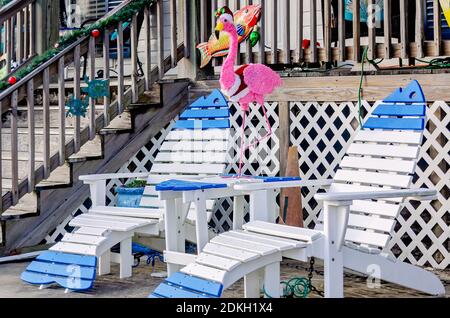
left=347, top=143, right=419, bottom=159
left=151, top=163, right=225, bottom=175
left=74, top=227, right=108, bottom=236
left=69, top=218, right=134, bottom=232
left=203, top=243, right=259, bottom=263
left=90, top=206, right=163, bottom=219
left=160, top=141, right=228, bottom=152
left=329, top=184, right=403, bottom=203
left=221, top=231, right=300, bottom=251
left=340, top=156, right=416, bottom=174
left=196, top=253, right=241, bottom=272
left=347, top=214, right=396, bottom=233
left=49, top=242, right=98, bottom=256
left=80, top=214, right=153, bottom=226
left=211, top=235, right=277, bottom=256
left=344, top=228, right=390, bottom=248
left=351, top=200, right=400, bottom=218
left=155, top=151, right=227, bottom=163
left=165, top=129, right=229, bottom=141
left=181, top=263, right=227, bottom=284
left=314, top=223, right=390, bottom=248
left=354, top=130, right=423, bottom=145
left=233, top=231, right=308, bottom=248
left=62, top=233, right=107, bottom=246
left=334, top=170, right=412, bottom=188
left=243, top=221, right=322, bottom=242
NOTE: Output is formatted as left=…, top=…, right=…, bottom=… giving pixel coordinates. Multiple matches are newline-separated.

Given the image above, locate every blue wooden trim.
left=26, top=261, right=96, bottom=280
left=36, top=251, right=97, bottom=267
left=383, top=80, right=426, bottom=103
left=180, top=109, right=230, bottom=119
left=166, top=272, right=223, bottom=297
left=364, top=117, right=425, bottom=130
left=373, top=104, right=426, bottom=117
left=156, top=180, right=228, bottom=192
left=189, top=89, right=228, bottom=108
left=152, top=283, right=212, bottom=298
left=174, top=119, right=230, bottom=130
left=21, top=271, right=95, bottom=291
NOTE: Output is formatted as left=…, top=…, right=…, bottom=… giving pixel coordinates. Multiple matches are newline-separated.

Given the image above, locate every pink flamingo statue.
left=214, top=7, right=282, bottom=176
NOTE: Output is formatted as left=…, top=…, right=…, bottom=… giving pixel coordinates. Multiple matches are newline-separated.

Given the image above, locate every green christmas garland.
left=0, top=0, right=12, bottom=9
left=0, top=0, right=154, bottom=92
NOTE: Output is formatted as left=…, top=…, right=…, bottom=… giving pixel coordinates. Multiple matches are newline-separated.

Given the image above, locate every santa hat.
left=216, top=6, right=234, bottom=22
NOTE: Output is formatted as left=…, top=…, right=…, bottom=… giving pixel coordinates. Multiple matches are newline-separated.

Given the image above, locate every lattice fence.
left=44, top=101, right=449, bottom=269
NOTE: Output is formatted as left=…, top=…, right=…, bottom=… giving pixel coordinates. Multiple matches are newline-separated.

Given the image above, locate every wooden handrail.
left=0, top=0, right=34, bottom=25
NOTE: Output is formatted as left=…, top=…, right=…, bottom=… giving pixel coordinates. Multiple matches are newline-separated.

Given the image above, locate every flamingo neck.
left=220, top=30, right=239, bottom=90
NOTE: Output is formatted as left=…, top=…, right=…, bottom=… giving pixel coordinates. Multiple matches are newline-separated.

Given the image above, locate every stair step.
left=35, top=164, right=71, bottom=191
left=1, top=192, right=38, bottom=220
left=100, top=112, right=132, bottom=134
left=68, top=136, right=103, bottom=163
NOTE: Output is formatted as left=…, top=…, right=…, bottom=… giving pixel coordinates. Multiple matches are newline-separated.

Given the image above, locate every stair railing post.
left=27, top=80, right=36, bottom=190
left=58, top=57, right=65, bottom=166
left=11, top=91, right=19, bottom=204
left=144, top=5, right=152, bottom=91
left=43, top=67, right=50, bottom=179
left=117, top=21, right=125, bottom=113
left=131, top=13, right=139, bottom=104
left=73, top=44, right=81, bottom=152
left=88, top=36, right=96, bottom=140
left=103, top=29, right=111, bottom=125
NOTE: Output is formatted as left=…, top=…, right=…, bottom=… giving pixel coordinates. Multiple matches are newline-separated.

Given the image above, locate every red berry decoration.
left=91, top=29, right=101, bottom=38
left=8, top=76, right=17, bottom=85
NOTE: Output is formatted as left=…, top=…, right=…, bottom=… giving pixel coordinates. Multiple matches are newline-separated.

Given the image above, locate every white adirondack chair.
left=150, top=81, right=445, bottom=298
left=21, top=90, right=231, bottom=291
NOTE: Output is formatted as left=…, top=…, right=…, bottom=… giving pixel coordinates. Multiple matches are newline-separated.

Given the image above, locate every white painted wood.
left=160, top=141, right=228, bottom=152
left=155, top=151, right=227, bottom=163
left=89, top=180, right=106, bottom=207
left=234, top=179, right=334, bottom=191
left=249, top=190, right=277, bottom=223
left=354, top=130, right=423, bottom=145
left=61, top=233, right=106, bottom=246
left=342, top=246, right=445, bottom=296
left=244, top=270, right=262, bottom=298
left=350, top=200, right=400, bottom=218
left=263, top=262, right=280, bottom=298
left=236, top=231, right=308, bottom=248
left=221, top=231, right=297, bottom=251
left=74, top=227, right=108, bottom=236
left=347, top=143, right=419, bottom=159
left=181, top=263, right=227, bottom=284
left=49, top=242, right=97, bottom=256
left=347, top=214, right=396, bottom=233
left=151, top=163, right=225, bottom=175
left=211, top=235, right=278, bottom=256
left=232, top=195, right=245, bottom=230
left=334, top=170, right=412, bottom=188
left=345, top=228, right=390, bottom=248
left=119, top=237, right=132, bottom=279
left=70, top=217, right=141, bottom=232
left=340, top=156, right=416, bottom=174
left=164, top=198, right=183, bottom=276
left=193, top=191, right=209, bottom=254
left=328, top=184, right=403, bottom=203
left=79, top=214, right=154, bottom=226
left=98, top=251, right=111, bottom=276
left=322, top=202, right=349, bottom=298
left=90, top=206, right=163, bottom=219
left=165, top=129, right=229, bottom=141
left=203, top=243, right=259, bottom=263
left=243, top=221, right=322, bottom=242
left=164, top=251, right=197, bottom=266
left=196, top=253, right=241, bottom=272
left=80, top=173, right=149, bottom=182
left=138, top=196, right=164, bottom=208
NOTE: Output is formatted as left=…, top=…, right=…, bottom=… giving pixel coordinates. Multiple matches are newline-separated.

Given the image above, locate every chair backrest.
left=316, top=80, right=427, bottom=254
left=139, top=89, right=231, bottom=220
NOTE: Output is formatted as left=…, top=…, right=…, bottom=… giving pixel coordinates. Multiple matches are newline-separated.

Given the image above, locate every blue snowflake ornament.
left=66, top=96, right=89, bottom=117
left=82, top=76, right=110, bottom=99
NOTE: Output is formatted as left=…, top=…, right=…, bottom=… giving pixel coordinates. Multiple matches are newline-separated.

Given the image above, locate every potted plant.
left=115, top=179, right=147, bottom=208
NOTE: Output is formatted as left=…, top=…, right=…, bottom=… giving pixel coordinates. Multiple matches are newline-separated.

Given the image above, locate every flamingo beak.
left=215, top=21, right=224, bottom=38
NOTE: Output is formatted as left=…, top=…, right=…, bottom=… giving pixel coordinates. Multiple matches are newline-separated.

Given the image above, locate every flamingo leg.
left=238, top=110, right=247, bottom=177
left=245, top=101, right=272, bottom=150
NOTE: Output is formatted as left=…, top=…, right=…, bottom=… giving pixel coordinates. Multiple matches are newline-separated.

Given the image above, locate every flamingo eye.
left=223, top=18, right=228, bottom=22
left=245, top=9, right=249, bottom=13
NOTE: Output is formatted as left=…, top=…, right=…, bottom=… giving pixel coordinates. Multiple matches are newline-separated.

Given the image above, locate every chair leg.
left=119, top=237, right=133, bottom=279
left=263, top=262, right=280, bottom=298
left=244, top=270, right=261, bottom=298
left=98, top=251, right=111, bottom=276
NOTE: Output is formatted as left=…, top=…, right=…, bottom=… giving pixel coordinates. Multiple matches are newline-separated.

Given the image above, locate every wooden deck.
left=0, top=259, right=448, bottom=298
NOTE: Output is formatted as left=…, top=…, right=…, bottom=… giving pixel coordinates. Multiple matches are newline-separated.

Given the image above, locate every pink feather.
left=243, top=64, right=282, bottom=95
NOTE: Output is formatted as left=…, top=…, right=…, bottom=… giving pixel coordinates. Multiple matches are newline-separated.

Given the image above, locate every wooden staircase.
left=0, top=78, right=190, bottom=254
left=0, top=0, right=192, bottom=254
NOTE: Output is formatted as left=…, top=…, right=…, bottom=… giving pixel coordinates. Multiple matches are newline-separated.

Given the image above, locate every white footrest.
left=243, top=221, right=323, bottom=242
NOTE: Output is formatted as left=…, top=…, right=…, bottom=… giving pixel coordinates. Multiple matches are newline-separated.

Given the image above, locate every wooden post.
left=279, top=147, right=304, bottom=227
left=35, top=0, right=59, bottom=54
left=179, top=0, right=202, bottom=80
